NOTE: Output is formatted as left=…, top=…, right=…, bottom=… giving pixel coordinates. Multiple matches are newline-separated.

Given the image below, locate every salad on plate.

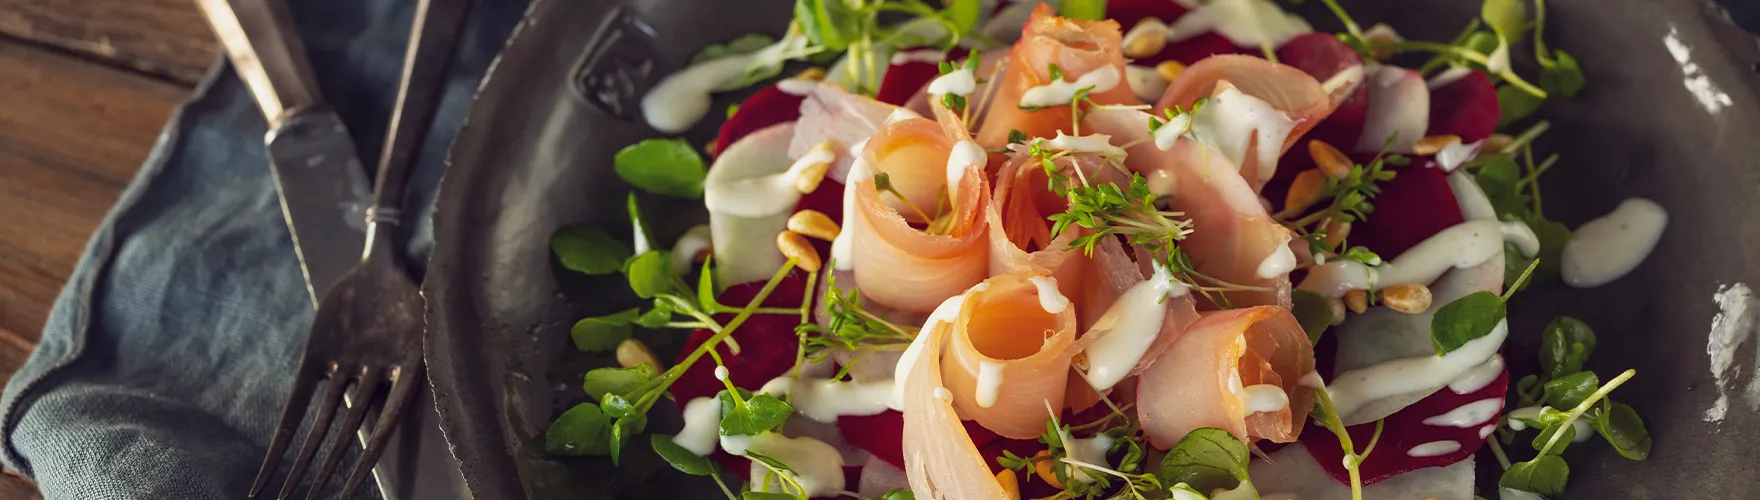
left=543, top=0, right=1666, bottom=499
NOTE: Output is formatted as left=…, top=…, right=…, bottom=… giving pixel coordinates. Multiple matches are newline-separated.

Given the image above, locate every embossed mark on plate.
left=573, top=7, right=658, bottom=120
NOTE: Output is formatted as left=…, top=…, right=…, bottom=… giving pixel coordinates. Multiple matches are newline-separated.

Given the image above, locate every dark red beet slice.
left=1278, top=33, right=1371, bottom=154
left=875, top=47, right=968, bottom=107
left=714, top=85, right=806, bottom=157
left=1426, top=69, right=1500, bottom=143
left=1303, top=362, right=1509, bottom=485
left=1104, top=0, right=1191, bottom=28
left=1347, top=157, right=1464, bottom=257
left=671, top=274, right=812, bottom=479
left=1108, top=1, right=1249, bottom=67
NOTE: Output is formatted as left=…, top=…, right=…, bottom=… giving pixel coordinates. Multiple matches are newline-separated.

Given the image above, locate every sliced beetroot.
left=714, top=85, right=806, bottom=157
left=1278, top=33, right=1371, bottom=153
left=1107, top=1, right=1250, bottom=68
left=1347, top=157, right=1464, bottom=257
left=1303, top=360, right=1508, bottom=485
left=1426, top=69, right=1500, bottom=143
left=671, top=273, right=812, bottom=404
left=875, top=47, right=967, bottom=107
left=1104, top=0, right=1191, bottom=29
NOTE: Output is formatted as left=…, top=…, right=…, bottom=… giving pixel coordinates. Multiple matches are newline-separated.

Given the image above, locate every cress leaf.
left=1516, top=374, right=1544, bottom=407
left=551, top=226, right=632, bottom=275
left=1500, top=455, right=1569, bottom=498
left=741, top=492, right=796, bottom=500
left=1157, top=428, right=1250, bottom=495
left=1531, top=407, right=1576, bottom=455
left=879, top=489, right=915, bottom=500
left=1481, top=0, right=1529, bottom=43
left=794, top=0, right=859, bottom=51
left=601, top=394, right=639, bottom=419
left=1540, top=50, right=1585, bottom=99
left=609, top=413, right=647, bottom=465
left=1463, top=30, right=1501, bottom=57
left=570, top=308, right=640, bottom=352
left=1540, top=316, right=1597, bottom=380
left=1525, top=215, right=1572, bottom=281
left=693, top=34, right=776, bottom=64
left=943, top=0, right=982, bottom=36
left=1497, top=85, right=1545, bottom=128
left=614, top=139, right=708, bottom=199
left=719, top=391, right=795, bottom=436
left=1431, top=291, right=1507, bottom=356
left=1474, top=157, right=1529, bottom=218
left=1060, top=0, right=1107, bottom=20
left=626, top=251, right=675, bottom=299
left=1543, top=371, right=1600, bottom=411
left=1591, top=401, right=1652, bottom=460
left=545, top=403, right=612, bottom=455
left=583, top=364, right=656, bottom=403
left=1291, top=290, right=1334, bottom=344
left=1504, top=242, right=1538, bottom=294
left=650, top=434, right=716, bottom=475
left=635, top=301, right=676, bottom=328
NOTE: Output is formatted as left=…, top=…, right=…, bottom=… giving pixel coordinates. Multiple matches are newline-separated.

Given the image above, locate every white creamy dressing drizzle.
left=831, top=139, right=871, bottom=271
left=1325, top=320, right=1509, bottom=420
left=945, top=139, right=986, bottom=201
left=761, top=376, right=901, bottom=422
left=1406, top=440, right=1462, bottom=458
left=1447, top=354, right=1505, bottom=394
left=1057, top=428, right=1116, bottom=484
left=1479, top=424, right=1498, bottom=440
left=1039, top=132, right=1129, bottom=163
left=1298, top=219, right=1505, bottom=298
left=885, top=107, right=922, bottom=125
left=1434, top=138, right=1483, bottom=172
left=1257, top=243, right=1297, bottom=279
left=670, top=224, right=714, bottom=275
left=1028, top=275, right=1071, bottom=314
left=705, top=145, right=836, bottom=218
left=1421, top=398, right=1504, bottom=428
left=1190, top=87, right=1297, bottom=184
left=728, top=432, right=847, bottom=496
left=1151, top=113, right=1195, bottom=151
left=891, top=48, right=947, bottom=65
left=1355, top=64, right=1429, bottom=153
left=1164, top=0, right=1312, bottom=47
left=1125, top=65, right=1170, bottom=102
left=675, top=397, right=724, bottom=456
left=975, top=361, right=1005, bottom=408
left=1501, top=221, right=1540, bottom=258
left=641, top=55, right=753, bottom=133
left=1449, top=171, right=1498, bottom=221
left=1561, top=198, right=1669, bottom=288
left=1145, top=169, right=1178, bottom=198
left=1082, top=264, right=1191, bottom=391
left=1020, top=66, right=1122, bottom=109
left=927, top=67, right=977, bottom=97
left=714, top=365, right=730, bottom=381
left=1243, top=384, right=1292, bottom=413
left=1299, top=372, right=1325, bottom=388
left=777, top=78, right=818, bottom=96
left=1427, top=66, right=1472, bottom=90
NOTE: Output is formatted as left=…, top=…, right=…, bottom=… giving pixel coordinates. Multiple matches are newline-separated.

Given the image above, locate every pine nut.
left=617, top=338, right=662, bottom=369
left=1379, top=283, right=1433, bottom=314
left=1345, top=289, right=1368, bottom=314
left=776, top=231, right=823, bottom=272
left=1328, top=297, right=1347, bottom=325
left=1413, top=134, right=1462, bottom=156
left=1483, top=133, right=1515, bottom=153
left=1033, top=450, right=1065, bottom=489
left=1282, top=169, right=1327, bottom=217
left=1308, top=140, right=1354, bottom=180
left=1156, top=61, right=1186, bottom=82
left=1322, top=219, right=1351, bottom=249
left=998, top=469, right=1022, bottom=500
left=795, top=67, right=826, bottom=82
left=787, top=210, right=841, bottom=241
left=1123, top=20, right=1169, bottom=59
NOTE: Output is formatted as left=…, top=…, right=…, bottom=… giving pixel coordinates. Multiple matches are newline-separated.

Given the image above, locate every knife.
left=196, top=0, right=372, bottom=305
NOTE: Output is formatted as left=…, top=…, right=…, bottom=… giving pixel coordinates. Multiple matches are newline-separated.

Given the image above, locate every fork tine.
left=275, top=368, right=352, bottom=500
left=305, top=365, right=382, bottom=499
left=338, top=365, right=422, bottom=499
left=250, top=359, right=328, bottom=498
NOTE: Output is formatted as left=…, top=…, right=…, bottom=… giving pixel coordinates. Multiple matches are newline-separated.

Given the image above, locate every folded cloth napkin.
left=0, top=0, right=530, bottom=497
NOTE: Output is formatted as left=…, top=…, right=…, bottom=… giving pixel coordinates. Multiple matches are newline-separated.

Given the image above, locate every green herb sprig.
left=1310, top=385, right=1387, bottom=500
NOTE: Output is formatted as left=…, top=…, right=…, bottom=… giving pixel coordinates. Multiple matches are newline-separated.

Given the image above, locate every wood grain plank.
left=0, top=38, right=187, bottom=345
left=0, top=0, right=217, bottom=84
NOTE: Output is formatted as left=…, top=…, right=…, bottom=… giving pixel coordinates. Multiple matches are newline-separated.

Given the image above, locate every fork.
left=246, top=0, right=474, bottom=498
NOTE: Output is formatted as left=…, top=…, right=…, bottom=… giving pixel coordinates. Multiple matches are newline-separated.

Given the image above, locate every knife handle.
left=195, top=0, right=326, bottom=123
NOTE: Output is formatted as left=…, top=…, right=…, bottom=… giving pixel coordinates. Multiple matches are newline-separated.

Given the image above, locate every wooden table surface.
left=1, top=0, right=217, bottom=496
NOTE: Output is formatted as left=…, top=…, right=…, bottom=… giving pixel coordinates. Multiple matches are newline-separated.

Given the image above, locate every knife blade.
left=196, top=0, right=372, bottom=303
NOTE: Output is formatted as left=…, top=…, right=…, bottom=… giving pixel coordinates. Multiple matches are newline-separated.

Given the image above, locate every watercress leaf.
left=1463, top=30, right=1501, bottom=57
left=693, top=34, right=776, bottom=64
left=1524, top=215, right=1572, bottom=282
left=545, top=403, right=612, bottom=455
left=1497, top=84, right=1544, bottom=128
left=741, top=491, right=796, bottom=500
left=601, top=393, right=639, bottom=419
left=614, top=139, right=708, bottom=199
left=1291, top=290, right=1334, bottom=344
left=650, top=434, right=716, bottom=475
left=1543, top=371, right=1600, bottom=409
left=794, top=0, right=859, bottom=51
left=1499, top=455, right=1569, bottom=497
left=609, top=413, right=647, bottom=465
left=635, top=301, right=676, bottom=328
left=1539, top=49, right=1585, bottom=99
left=1431, top=291, right=1507, bottom=356
left=1481, top=0, right=1528, bottom=43
left=1532, top=420, right=1576, bottom=455
left=718, top=29, right=821, bottom=92
left=626, top=251, right=674, bottom=299
left=1540, top=316, right=1597, bottom=380
left=1060, top=0, right=1107, bottom=20
left=943, top=0, right=982, bottom=36
left=1591, top=401, right=1652, bottom=460
left=719, top=391, right=795, bottom=436
left=583, top=364, right=656, bottom=402
left=1504, top=243, right=1538, bottom=293
left=1157, top=428, right=1250, bottom=494
left=627, top=193, right=655, bottom=255
left=570, top=308, right=640, bottom=352
left=879, top=489, right=916, bottom=500
left=551, top=226, right=632, bottom=275
left=1516, top=374, right=1544, bottom=407
left=1474, top=157, right=1528, bottom=219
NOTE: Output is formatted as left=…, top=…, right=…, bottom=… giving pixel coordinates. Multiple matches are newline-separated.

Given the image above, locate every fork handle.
left=366, top=0, right=475, bottom=256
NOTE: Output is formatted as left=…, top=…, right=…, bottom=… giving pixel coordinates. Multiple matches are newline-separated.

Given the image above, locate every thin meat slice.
left=898, top=285, right=1011, bottom=499
left=1084, top=108, right=1295, bottom=309
left=1157, top=55, right=1336, bottom=192
left=975, top=5, right=1140, bottom=149
left=1067, top=237, right=1201, bottom=412
left=1137, top=306, right=1317, bottom=448
left=793, top=82, right=907, bottom=183
left=941, top=273, right=1080, bottom=438
left=849, top=117, right=991, bottom=313
left=985, top=151, right=1090, bottom=303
